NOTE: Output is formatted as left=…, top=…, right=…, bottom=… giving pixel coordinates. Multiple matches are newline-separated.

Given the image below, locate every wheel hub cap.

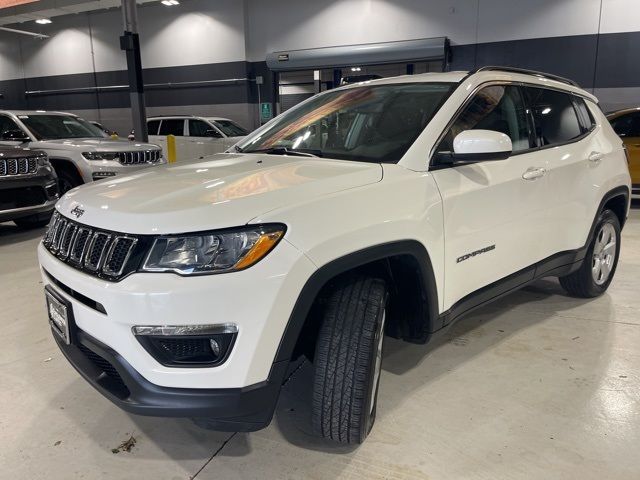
left=592, top=223, right=616, bottom=285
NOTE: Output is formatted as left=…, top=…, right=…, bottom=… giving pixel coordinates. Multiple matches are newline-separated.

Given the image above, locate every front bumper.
left=55, top=328, right=287, bottom=430
left=0, top=168, right=58, bottom=222
left=38, top=236, right=316, bottom=420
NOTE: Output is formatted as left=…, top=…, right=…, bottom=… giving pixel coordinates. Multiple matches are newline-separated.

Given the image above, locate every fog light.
left=92, top=171, right=117, bottom=180
left=132, top=324, right=237, bottom=367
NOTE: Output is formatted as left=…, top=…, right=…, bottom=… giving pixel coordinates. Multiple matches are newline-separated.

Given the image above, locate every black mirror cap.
left=1, top=130, right=30, bottom=142
left=434, top=149, right=511, bottom=166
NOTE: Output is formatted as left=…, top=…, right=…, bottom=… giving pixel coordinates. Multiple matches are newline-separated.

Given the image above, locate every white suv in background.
left=147, top=115, right=249, bottom=160
left=0, top=111, right=164, bottom=193
left=39, top=67, right=631, bottom=445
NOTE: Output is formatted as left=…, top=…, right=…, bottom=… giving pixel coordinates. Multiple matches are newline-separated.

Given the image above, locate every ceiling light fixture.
left=35, top=18, right=52, bottom=24
left=161, top=0, right=180, bottom=5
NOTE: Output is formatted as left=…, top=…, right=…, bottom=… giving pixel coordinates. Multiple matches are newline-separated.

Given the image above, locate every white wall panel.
left=245, top=0, right=478, bottom=61
left=0, top=31, right=24, bottom=80
left=137, top=0, right=246, bottom=69
left=599, top=0, right=640, bottom=34
left=477, top=0, right=601, bottom=43
left=88, top=8, right=127, bottom=72
left=19, top=15, right=94, bottom=78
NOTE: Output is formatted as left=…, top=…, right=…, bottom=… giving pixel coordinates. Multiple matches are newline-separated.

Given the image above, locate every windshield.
left=238, top=82, right=455, bottom=163
left=19, top=114, right=107, bottom=140
left=212, top=120, right=249, bottom=137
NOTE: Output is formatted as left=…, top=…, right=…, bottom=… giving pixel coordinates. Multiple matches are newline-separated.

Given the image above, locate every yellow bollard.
left=167, top=134, right=177, bottom=164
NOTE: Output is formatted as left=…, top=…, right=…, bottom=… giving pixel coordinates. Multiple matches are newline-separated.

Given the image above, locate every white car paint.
left=0, top=110, right=165, bottom=186
left=148, top=116, right=248, bottom=161
left=39, top=70, right=631, bottom=400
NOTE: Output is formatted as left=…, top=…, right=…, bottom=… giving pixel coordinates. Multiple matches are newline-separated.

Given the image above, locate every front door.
left=431, top=84, right=548, bottom=311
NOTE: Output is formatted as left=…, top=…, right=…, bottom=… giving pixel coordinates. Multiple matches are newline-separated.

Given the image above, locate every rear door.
left=187, top=119, right=226, bottom=158
left=524, top=86, right=602, bottom=259
left=610, top=111, right=640, bottom=196
left=431, top=84, right=547, bottom=311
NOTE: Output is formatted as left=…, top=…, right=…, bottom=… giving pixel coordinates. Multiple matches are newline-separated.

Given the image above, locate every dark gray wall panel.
left=594, top=31, right=640, bottom=88
left=451, top=35, right=598, bottom=88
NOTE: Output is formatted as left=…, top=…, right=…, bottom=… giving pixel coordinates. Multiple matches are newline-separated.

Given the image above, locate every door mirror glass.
left=450, top=129, right=512, bottom=163
left=1, top=129, right=30, bottom=142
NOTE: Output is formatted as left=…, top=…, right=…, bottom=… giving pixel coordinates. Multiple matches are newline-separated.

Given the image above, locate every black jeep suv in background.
left=0, top=146, right=58, bottom=229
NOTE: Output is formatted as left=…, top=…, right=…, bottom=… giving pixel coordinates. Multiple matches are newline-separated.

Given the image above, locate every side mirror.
left=206, top=128, right=222, bottom=138
left=451, top=130, right=512, bottom=163
left=1, top=129, right=30, bottom=142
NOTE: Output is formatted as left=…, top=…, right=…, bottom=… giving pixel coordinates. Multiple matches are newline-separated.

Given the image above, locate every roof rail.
left=472, top=66, right=580, bottom=88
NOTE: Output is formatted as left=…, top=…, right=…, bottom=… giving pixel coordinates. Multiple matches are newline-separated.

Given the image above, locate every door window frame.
left=429, top=81, right=598, bottom=170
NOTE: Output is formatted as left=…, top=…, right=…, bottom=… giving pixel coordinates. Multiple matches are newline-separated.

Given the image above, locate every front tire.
left=559, top=209, right=621, bottom=297
left=312, top=275, right=387, bottom=444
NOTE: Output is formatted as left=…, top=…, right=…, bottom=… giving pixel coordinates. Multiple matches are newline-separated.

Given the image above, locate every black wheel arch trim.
left=272, top=240, right=440, bottom=364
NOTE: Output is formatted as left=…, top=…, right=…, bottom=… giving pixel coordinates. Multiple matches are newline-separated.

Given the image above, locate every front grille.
left=43, top=212, right=144, bottom=281
left=0, top=157, right=38, bottom=177
left=117, top=150, right=162, bottom=165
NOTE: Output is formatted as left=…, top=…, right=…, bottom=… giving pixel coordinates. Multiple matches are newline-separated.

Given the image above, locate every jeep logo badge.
left=70, top=206, right=85, bottom=218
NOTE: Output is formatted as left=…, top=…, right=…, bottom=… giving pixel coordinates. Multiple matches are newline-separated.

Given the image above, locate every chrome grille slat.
left=0, top=156, right=39, bottom=177
left=84, top=232, right=112, bottom=271
left=43, top=215, right=140, bottom=281
left=115, top=149, right=162, bottom=165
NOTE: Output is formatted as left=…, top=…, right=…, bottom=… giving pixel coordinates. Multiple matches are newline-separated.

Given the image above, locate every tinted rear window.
left=526, top=87, right=582, bottom=146
left=159, top=119, right=184, bottom=136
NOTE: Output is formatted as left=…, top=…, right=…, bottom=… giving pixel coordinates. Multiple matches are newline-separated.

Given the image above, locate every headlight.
left=141, top=224, right=286, bottom=275
left=37, top=154, right=49, bottom=167
left=83, top=152, right=120, bottom=161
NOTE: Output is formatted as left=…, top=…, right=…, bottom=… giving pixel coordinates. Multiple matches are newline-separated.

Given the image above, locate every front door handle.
left=588, top=151, right=604, bottom=163
left=522, top=167, right=547, bottom=181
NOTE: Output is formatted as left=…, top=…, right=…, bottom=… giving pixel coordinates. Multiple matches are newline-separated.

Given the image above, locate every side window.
left=189, top=119, right=221, bottom=137
left=573, top=97, right=596, bottom=133
left=0, top=115, right=22, bottom=137
left=159, top=119, right=184, bottom=136
left=526, top=87, right=582, bottom=146
left=147, top=120, right=161, bottom=135
left=438, top=85, right=531, bottom=154
left=610, top=112, right=640, bottom=137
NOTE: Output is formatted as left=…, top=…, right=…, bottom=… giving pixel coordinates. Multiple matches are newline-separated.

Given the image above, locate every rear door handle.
left=588, top=151, right=604, bottom=163
left=522, top=167, right=547, bottom=181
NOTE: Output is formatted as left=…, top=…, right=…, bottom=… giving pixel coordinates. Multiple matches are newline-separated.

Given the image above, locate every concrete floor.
left=1, top=207, right=639, bottom=480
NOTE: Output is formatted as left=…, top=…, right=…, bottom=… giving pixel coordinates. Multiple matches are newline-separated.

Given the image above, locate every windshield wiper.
left=244, top=147, right=321, bottom=157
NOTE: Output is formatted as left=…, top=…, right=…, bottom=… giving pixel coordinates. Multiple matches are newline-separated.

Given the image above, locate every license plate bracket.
left=45, top=285, right=76, bottom=345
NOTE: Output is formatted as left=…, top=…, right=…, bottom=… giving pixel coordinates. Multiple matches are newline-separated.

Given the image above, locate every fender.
left=272, top=240, right=440, bottom=364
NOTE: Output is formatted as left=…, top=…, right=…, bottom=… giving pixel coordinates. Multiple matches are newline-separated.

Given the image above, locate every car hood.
left=56, top=153, right=383, bottom=234
left=30, top=138, right=160, bottom=152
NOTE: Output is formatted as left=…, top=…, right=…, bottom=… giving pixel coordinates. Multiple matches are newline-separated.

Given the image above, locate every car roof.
left=335, top=70, right=596, bottom=102
left=0, top=110, right=77, bottom=116
left=147, top=115, right=232, bottom=122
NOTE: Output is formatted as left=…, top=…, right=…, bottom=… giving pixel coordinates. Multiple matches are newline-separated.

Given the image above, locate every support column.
left=120, top=0, right=148, bottom=142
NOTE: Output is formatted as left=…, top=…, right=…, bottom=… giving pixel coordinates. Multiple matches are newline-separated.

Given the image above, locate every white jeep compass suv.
left=38, top=67, right=631, bottom=444
left=0, top=111, right=164, bottom=193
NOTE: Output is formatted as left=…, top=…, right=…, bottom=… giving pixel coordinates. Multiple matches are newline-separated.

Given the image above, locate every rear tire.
left=13, top=211, right=53, bottom=229
left=312, top=275, right=387, bottom=444
left=559, top=209, right=621, bottom=298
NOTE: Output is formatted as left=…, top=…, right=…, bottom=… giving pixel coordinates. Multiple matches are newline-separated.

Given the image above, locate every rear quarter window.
left=525, top=87, right=582, bottom=146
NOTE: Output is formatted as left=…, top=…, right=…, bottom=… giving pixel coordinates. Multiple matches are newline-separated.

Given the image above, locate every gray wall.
left=2, top=0, right=640, bottom=133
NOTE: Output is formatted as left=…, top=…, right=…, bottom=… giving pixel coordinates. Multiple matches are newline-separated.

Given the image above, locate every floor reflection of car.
left=147, top=115, right=250, bottom=160
left=607, top=108, right=640, bottom=199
